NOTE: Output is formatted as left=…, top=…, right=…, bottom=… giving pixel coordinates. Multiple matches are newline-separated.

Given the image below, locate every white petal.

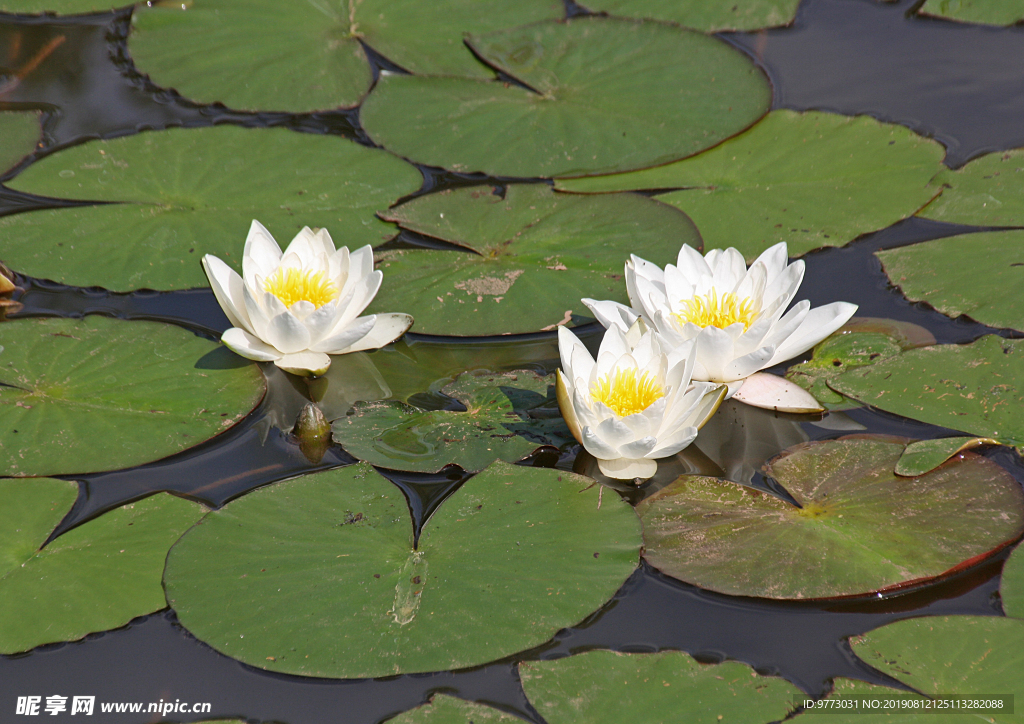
left=768, top=302, right=858, bottom=366
left=597, top=324, right=631, bottom=363
left=556, top=371, right=583, bottom=445
left=242, top=220, right=282, bottom=287
left=222, top=327, right=281, bottom=362
left=202, top=255, right=253, bottom=333
left=598, top=457, right=658, bottom=480
left=582, top=426, right=620, bottom=459
left=323, top=313, right=414, bottom=354
left=282, top=226, right=319, bottom=265
left=663, top=265, right=694, bottom=311
left=722, top=345, right=776, bottom=380
left=289, top=299, right=316, bottom=321
left=751, top=242, right=789, bottom=284
left=647, top=425, right=699, bottom=458
left=332, top=270, right=383, bottom=332
left=629, top=254, right=667, bottom=287
left=763, top=258, right=805, bottom=311
left=693, top=326, right=737, bottom=381
left=329, top=246, right=350, bottom=285
left=349, top=245, right=374, bottom=281
left=301, top=300, right=344, bottom=346
left=732, top=372, right=825, bottom=413
left=265, top=311, right=312, bottom=354
left=313, top=227, right=337, bottom=256
left=676, top=243, right=713, bottom=285
left=275, top=351, right=331, bottom=377
left=242, top=284, right=272, bottom=341
left=581, top=298, right=637, bottom=332
left=712, top=247, right=747, bottom=289
left=617, top=436, right=658, bottom=459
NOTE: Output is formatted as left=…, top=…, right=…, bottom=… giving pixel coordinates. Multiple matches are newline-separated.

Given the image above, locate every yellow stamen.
left=264, top=267, right=337, bottom=309
left=673, top=289, right=758, bottom=331
left=590, top=368, right=664, bottom=417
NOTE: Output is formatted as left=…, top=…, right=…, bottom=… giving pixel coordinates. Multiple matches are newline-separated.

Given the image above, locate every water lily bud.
left=293, top=402, right=331, bottom=464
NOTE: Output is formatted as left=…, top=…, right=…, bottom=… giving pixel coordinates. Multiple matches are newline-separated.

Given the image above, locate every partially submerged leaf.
left=384, top=695, right=524, bottom=724
left=637, top=438, right=1024, bottom=599
left=577, top=0, right=799, bottom=31
left=894, top=436, right=998, bottom=476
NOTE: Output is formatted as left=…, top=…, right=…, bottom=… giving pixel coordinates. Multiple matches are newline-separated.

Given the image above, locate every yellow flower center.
left=590, top=368, right=664, bottom=417
left=264, top=267, right=337, bottom=309
left=673, top=289, right=759, bottom=331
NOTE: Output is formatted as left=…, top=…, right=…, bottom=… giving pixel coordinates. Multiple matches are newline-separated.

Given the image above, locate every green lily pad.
left=0, top=111, right=40, bottom=174
left=557, top=111, right=945, bottom=260
left=636, top=438, right=1024, bottom=599
left=360, top=16, right=770, bottom=178
left=878, top=231, right=1024, bottom=332
left=894, top=436, right=998, bottom=476
left=367, top=184, right=698, bottom=335
left=786, top=331, right=905, bottom=410
left=0, top=486, right=206, bottom=654
left=918, top=149, right=1024, bottom=226
left=520, top=650, right=801, bottom=724
left=0, top=125, right=421, bottom=291
left=918, top=0, right=1024, bottom=26
left=851, top=615, right=1024, bottom=722
left=0, top=316, right=265, bottom=477
left=129, top=0, right=373, bottom=112
left=165, top=460, right=641, bottom=678
left=332, top=369, right=561, bottom=472
left=577, top=0, right=799, bottom=32
left=1000, top=542, right=1024, bottom=619
left=829, top=336, right=1024, bottom=448
left=0, top=1, right=123, bottom=12
left=385, top=695, right=524, bottom=724
left=794, top=679, right=941, bottom=723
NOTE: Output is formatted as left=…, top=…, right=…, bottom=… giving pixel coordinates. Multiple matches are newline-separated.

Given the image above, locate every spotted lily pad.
left=0, top=316, right=265, bottom=477
left=878, top=231, right=1024, bottom=332
left=829, top=336, right=1024, bottom=448
left=636, top=438, right=1024, bottom=599
left=894, top=436, right=998, bottom=476
left=918, top=0, right=1024, bottom=26
left=520, top=650, right=800, bottom=724
left=0, top=126, right=421, bottom=291
left=385, top=695, right=524, bottom=724
left=367, top=184, right=698, bottom=335
left=165, top=461, right=641, bottom=678
left=331, top=369, right=561, bottom=472
left=360, top=16, right=770, bottom=178
left=786, top=331, right=904, bottom=409
left=851, top=616, right=1024, bottom=721
left=0, top=111, right=40, bottom=174
left=578, top=0, right=799, bottom=31
left=557, top=111, right=945, bottom=260
left=0, top=484, right=206, bottom=654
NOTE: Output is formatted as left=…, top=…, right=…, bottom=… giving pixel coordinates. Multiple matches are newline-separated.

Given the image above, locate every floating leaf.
left=786, top=331, right=906, bottom=410
left=557, top=111, right=945, bottom=260
left=385, top=695, right=524, bottom=724
left=0, top=316, right=265, bottom=477
left=0, top=489, right=206, bottom=654
left=852, top=615, right=1024, bottom=718
left=165, top=461, right=641, bottom=678
left=0, top=126, right=421, bottom=291
left=368, top=185, right=698, bottom=335
left=577, top=0, right=798, bottom=31
left=829, top=336, right=1024, bottom=448
left=129, top=0, right=373, bottom=112
left=894, top=436, right=998, bottom=477
left=795, top=679, right=934, bottom=723
left=918, top=150, right=1024, bottom=226
left=918, top=0, right=1024, bottom=26
left=636, top=438, right=1024, bottom=599
left=331, top=369, right=561, bottom=472
left=360, top=16, right=770, bottom=178
left=520, top=650, right=800, bottom=724
left=878, top=231, right=1024, bottom=332
left=1000, top=542, right=1024, bottom=619
left=0, top=111, right=40, bottom=174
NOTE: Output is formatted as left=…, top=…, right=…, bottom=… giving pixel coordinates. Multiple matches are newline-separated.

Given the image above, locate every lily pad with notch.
left=519, top=650, right=801, bottom=724
left=829, top=335, right=1024, bottom=449
left=331, top=369, right=567, bottom=472
left=577, top=0, right=799, bottom=32
left=384, top=694, right=525, bottom=724
left=0, top=125, right=421, bottom=291
left=0, top=111, right=40, bottom=174
left=894, top=436, right=998, bottom=477
left=636, top=438, right=1024, bottom=599
left=368, top=184, right=698, bottom=335
left=164, top=460, right=641, bottom=678
left=918, top=149, right=1024, bottom=225
left=0, top=481, right=206, bottom=654
left=0, top=316, right=265, bottom=477
left=557, top=111, right=946, bottom=260
left=878, top=231, right=1024, bottom=333
left=360, top=15, right=771, bottom=178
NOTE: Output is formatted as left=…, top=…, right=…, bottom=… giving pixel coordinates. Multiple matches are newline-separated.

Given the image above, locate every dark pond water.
left=2, top=0, right=1024, bottom=722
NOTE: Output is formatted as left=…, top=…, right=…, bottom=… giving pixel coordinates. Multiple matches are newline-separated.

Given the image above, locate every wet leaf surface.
left=332, top=369, right=564, bottom=472
left=0, top=488, right=206, bottom=654
left=520, top=650, right=800, bottom=724
left=0, top=316, right=265, bottom=476
left=360, top=16, right=770, bottom=178
left=894, top=436, right=997, bottom=476
left=164, top=461, right=641, bottom=678
left=368, top=184, right=698, bottom=335
left=918, top=149, right=1024, bottom=225
left=0, top=110, right=40, bottom=173
left=787, top=331, right=909, bottom=410
left=558, top=111, right=945, bottom=260
left=577, top=0, right=799, bottom=32
left=636, top=438, right=1024, bottom=599
left=0, top=126, right=421, bottom=291
left=384, top=694, right=524, bottom=724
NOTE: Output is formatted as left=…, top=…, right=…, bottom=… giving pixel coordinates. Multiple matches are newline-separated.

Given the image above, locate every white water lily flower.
left=582, top=242, right=857, bottom=412
left=202, top=220, right=413, bottom=377
left=557, top=323, right=726, bottom=480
